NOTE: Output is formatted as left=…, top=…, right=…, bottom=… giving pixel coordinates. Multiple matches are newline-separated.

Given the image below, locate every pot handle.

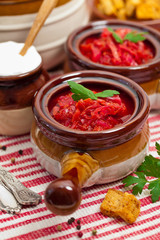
left=44, top=151, right=99, bottom=215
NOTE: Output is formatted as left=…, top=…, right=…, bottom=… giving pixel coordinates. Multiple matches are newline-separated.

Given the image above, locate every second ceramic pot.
left=65, top=20, right=160, bottom=109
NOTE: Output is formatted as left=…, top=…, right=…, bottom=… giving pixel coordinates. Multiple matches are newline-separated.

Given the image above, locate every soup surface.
left=49, top=86, right=134, bottom=131
left=80, top=28, right=154, bottom=67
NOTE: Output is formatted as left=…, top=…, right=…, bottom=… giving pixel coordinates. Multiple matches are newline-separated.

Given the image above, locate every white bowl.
left=0, top=0, right=91, bottom=70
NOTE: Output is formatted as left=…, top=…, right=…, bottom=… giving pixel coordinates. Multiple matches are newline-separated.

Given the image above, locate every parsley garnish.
left=68, top=81, right=120, bottom=101
left=107, top=27, right=148, bottom=44
left=123, top=142, right=160, bottom=202
left=108, top=27, right=123, bottom=44
left=124, top=31, right=147, bottom=43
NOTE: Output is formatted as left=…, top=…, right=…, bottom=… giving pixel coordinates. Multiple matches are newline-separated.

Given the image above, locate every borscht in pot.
left=65, top=20, right=160, bottom=109
left=31, top=70, right=150, bottom=215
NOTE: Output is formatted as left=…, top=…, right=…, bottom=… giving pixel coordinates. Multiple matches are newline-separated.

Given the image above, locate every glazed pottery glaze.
left=31, top=70, right=150, bottom=215
left=0, top=44, right=50, bottom=136
left=65, top=20, right=160, bottom=109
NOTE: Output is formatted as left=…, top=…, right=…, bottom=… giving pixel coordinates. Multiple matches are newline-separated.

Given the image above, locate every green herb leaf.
left=107, top=28, right=148, bottom=43
left=122, top=172, right=147, bottom=195
left=108, top=27, right=123, bottom=44
left=137, top=154, right=160, bottom=177
left=68, top=81, right=119, bottom=101
left=124, top=31, right=147, bottom=43
left=95, top=90, right=120, bottom=98
left=148, top=179, right=160, bottom=202
left=68, top=81, right=97, bottom=101
left=123, top=142, right=160, bottom=203
left=156, top=142, right=160, bottom=156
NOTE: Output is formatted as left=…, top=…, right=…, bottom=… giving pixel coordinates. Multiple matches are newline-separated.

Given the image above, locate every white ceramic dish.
left=0, top=0, right=91, bottom=70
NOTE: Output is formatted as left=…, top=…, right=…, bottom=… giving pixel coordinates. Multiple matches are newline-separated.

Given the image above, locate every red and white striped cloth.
left=0, top=111, right=160, bottom=240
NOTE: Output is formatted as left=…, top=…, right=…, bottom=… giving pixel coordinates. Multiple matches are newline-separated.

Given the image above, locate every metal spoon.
left=0, top=179, right=21, bottom=214
left=0, top=165, right=42, bottom=206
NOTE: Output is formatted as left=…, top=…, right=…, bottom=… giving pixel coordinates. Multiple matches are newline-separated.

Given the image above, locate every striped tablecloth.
left=0, top=111, right=160, bottom=240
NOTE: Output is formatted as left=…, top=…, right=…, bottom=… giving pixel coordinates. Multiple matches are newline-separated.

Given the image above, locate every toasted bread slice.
left=118, top=192, right=141, bottom=224
left=100, top=189, right=140, bottom=224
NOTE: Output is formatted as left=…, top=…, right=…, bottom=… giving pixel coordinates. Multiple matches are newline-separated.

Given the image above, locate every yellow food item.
left=112, top=0, right=125, bottom=9
left=116, top=8, right=126, bottom=19
left=136, top=2, right=160, bottom=19
left=97, top=0, right=160, bottom=20
left=100, top=189, right=141, bottom=224
left=97, top=0, right=116, bottom=16
left=125, top=0, right=138, bottom=17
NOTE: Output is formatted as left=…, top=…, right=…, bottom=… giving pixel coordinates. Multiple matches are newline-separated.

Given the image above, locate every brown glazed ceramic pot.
left=87, top=0, right=160, bottom=32
left=31, top=70, right=150, bottom=215
left=0, top=62, right=50, bottom=136
left=65, top=20, right=160, bottom=109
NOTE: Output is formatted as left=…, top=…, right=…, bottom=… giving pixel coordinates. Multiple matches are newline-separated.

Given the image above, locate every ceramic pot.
left=65, top=20, right=160, bottom=109
left=31, top=70, right=150, bottom=215
left=0, top=44, right=50, bottom=136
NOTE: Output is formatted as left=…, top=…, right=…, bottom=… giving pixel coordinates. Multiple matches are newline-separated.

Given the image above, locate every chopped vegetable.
left=108, top=27, right=123, bottom=43
left=123, top=142, right=160, bottom=203
left=50, top=83, right=133, bottom=131
left=80, top=28, right=153, bottom=67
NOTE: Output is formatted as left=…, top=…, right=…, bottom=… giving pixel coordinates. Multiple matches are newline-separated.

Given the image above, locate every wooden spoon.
left=19, top=0, right=59, bottom=56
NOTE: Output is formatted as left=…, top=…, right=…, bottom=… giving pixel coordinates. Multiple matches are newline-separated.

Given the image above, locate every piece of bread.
left=100, top=189, right=140, bottom=224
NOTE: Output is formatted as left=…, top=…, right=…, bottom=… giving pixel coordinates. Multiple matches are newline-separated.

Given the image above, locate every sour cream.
left=0, top=41, right=42, bottom=76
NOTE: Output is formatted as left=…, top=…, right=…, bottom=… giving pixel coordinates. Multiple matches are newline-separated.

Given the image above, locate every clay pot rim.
left=0, top=61, right=43, bottom=83
left=33, top=70, right=150, bottom=150
left=88, top=0, right=160, bottom=26
left=66, top=19, right=160, bottom=71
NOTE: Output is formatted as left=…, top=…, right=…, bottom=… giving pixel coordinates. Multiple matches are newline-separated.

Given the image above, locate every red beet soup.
left=48, top=82, right=134, bottom=131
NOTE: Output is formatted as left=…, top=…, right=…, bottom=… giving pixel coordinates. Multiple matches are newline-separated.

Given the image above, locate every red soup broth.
left=80, top=28, right=154, bottom=67
left=48, top=84, right=134, bottom=131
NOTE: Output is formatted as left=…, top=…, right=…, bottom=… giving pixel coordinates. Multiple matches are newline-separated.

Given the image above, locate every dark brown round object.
left=44, top=177, right=82, bottom=216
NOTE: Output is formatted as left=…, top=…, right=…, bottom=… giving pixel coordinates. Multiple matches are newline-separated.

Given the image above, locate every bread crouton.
left=100, top=189, right=140, bottom=224
left=100, top=189, right=124, bottom=218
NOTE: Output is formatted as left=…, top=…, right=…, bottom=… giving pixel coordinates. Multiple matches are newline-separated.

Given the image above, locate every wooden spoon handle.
left=20, top=0, right=58, bottom=56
